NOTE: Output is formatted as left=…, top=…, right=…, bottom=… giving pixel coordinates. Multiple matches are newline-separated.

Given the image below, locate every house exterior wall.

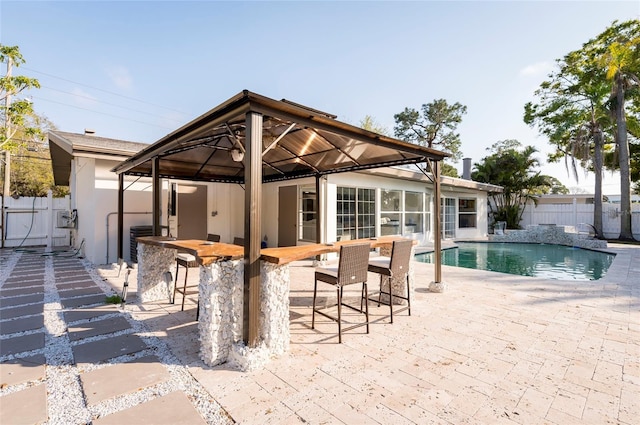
left=72, top=157, right=160, bottom=264
left=260, top=171, right=490, bottom=248
left=206, top=182, right=244, bottom=244
left=70, top=163, right=492, bottom=265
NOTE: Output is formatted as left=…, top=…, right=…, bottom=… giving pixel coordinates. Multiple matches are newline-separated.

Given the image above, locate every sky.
left=2, top=1, right=638, bottom=195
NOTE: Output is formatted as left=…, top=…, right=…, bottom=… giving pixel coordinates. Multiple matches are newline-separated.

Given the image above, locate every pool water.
left=415, top=242, right=615, bottom=281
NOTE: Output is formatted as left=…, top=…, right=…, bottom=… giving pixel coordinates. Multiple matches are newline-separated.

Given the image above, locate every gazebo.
left=111, top=90, right=449, bottom=349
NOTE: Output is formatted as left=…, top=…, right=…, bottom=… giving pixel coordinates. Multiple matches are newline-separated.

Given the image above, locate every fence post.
left=573, top=197, right=577, bottom=227
left=46, top=190, right=53, bottom=252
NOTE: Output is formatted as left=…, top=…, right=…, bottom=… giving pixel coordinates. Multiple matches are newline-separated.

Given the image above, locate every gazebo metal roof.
left=111, top=90, right=449, bottom=181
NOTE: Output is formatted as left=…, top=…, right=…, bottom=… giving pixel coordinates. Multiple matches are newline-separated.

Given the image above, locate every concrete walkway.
left=1, top=243, right=638, bottom=424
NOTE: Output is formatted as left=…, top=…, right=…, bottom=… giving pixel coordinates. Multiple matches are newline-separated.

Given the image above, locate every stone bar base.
left=137, top=243, right=176, bottom=303
left=199, top=260, right=290, bottom=371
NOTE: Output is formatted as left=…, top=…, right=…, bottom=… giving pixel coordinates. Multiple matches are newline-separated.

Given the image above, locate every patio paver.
left=0, top=332, right=45, bottom=357
left=0, top=354, right=46, bottom=386
left=59, top=293, right=106, bottom=308
left=72, top=333, right=147, bottom=364
left=92, top=391, right=207, bottom=425
left=0, top=303, right=43, bottom=320
left=63, top=305, right=119, bottom=323
left=0, top=293, right=45, bottom=308
left=0, top=383, right=47, bottom=425
left=80, top=355, right=170, bottom=405
left=67, top=316, right=131, bottom=341
left=0, top=315, right=44, bottom=335
left=57, top=286, right=104, bottom=299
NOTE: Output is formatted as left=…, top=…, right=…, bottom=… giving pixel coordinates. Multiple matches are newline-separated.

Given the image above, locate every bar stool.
left=172, top=253, right=199, bottom=317
left=367, top=239, right=413, bottom=323
left=312, top=243, right=371, bottom=343
left=172, top=234, right=219, bottom=318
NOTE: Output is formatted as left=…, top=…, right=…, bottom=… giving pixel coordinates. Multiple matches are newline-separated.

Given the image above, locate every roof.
left=48, top=131, right=148, bottom=186
left=358, top=166, right=503, bottom=193
left=111, top=90, right=450, bottom=183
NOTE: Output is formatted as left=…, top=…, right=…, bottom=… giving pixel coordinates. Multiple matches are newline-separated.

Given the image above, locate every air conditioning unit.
left=57, top=210, right=77, bottom=228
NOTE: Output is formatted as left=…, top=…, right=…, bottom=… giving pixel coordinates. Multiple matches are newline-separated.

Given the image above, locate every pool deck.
left=1, top=242, right=638, bottom=424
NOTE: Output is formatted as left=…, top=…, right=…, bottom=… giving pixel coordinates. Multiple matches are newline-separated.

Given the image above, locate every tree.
left=6, top=115, right=68, bottom=197
left=0, top=45, right=67, bottom=197
left=393, top=99, right=467, bottom=162
left=1, top=45, right=41, bottom=150
left=596, top=20, right=639, bottom=240
left=441, top=163, right=459, bottom=178
left=471, top=140, right=559, bottom=229
left=524, top=50, right=612, bottom=238
left=525, top=20, right=639, bottom=241
left=359, top=115, right=390, bottom=136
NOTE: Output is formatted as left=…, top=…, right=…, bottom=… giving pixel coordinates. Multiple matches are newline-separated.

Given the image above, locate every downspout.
left=106, top=211, right=152, bottom=264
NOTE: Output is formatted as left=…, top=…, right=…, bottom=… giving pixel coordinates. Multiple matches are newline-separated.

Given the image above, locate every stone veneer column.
left=137, top=244, right=176, bottom=303
left=258, top=262, right=290, bottom=356
left=199, top=260, right=291, bottom=371
left=198, top=259, right=244, bottom=366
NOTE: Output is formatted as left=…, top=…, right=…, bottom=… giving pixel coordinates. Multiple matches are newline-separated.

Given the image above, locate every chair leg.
left=377, top=274, right=383, bottom=307
left=311, top=278, right=318, bottom=330
left=172, top=260, right=179, bottom=304
left=337, top=286, right=343, bottom=343
left=181, top=266, right=189, bottom=311
left=406, top=274, right=411, bottom=316
left=389, top=279, right=394, bottom=324
left=363, top=282, right=369, bottom=334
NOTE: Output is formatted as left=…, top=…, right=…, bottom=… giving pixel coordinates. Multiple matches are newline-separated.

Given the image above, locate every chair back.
left=336, top=243, right=370, bottom=286
left=389, top=240, right=413, bottom=277
left=207, top=234, right=221, bottom=242
left=233, top=237, right=245, bottom=246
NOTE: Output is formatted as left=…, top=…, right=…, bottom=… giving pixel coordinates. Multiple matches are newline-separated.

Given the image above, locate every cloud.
left=519, top=61, right=554, bottom=78
left=71, top=87, right=98, bottom=107
left=107, top=66, right=133, bottom=89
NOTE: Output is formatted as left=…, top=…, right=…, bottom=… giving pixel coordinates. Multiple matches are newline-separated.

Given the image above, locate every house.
left=49, top=110, right=500, bottom=266
left=48, top=130, right=152, bottom=264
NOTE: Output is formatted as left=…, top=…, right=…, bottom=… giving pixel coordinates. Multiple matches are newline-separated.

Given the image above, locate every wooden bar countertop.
left=136, top=235, right=415, bottom=266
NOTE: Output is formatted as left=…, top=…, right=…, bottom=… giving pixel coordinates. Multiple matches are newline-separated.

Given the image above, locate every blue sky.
left=2, top=1, right=638, bottom=194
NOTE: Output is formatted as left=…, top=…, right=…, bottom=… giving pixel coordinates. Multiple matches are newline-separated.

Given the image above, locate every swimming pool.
left=415, top=242, right=615, bottom=280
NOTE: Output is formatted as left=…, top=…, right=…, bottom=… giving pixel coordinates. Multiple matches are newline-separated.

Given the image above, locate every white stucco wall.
left=72, top=157, right=164, bottom=265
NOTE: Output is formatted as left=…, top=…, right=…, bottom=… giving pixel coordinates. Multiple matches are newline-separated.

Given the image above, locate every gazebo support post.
left=152, top=157, right=161, bottom=236
left=429, top=159, right=447, bottom=292
left=244, top=111, right=263, bottom=347
left=117, top=173, right=124, bottom=265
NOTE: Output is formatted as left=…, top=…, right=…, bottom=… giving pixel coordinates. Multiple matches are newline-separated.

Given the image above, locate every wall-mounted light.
left=231, top=148, right=244, bottom=162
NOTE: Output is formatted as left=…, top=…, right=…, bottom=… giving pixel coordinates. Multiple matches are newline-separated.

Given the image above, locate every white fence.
left=1, top=194, right=71, bottom=248
left=520, top=202, right=640, bottom=240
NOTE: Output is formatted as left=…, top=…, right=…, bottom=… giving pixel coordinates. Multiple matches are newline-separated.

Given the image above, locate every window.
left=381, top=189, right=401, bottom=236
left=299, top=186, right=316, bottom=241
left=337, top=187, right=375, bottom=240
left=357, top=188, right=376, bottom=238
left=458, top=198, right=477, bottom=228
left=404, top=191, right=424, bottom=234
left=441, top=197, right=456, bottom=239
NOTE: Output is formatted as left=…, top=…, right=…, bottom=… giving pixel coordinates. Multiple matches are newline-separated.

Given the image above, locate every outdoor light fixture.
left=230, top=148, right=244, bottom=162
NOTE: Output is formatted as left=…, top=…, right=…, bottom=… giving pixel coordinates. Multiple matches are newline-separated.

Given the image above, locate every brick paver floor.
left=1, top=242, right=638, bottom=424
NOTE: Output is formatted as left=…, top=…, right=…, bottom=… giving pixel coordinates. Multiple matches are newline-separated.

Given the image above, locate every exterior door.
left=177, top=184, right=207, bottom=239
left=278, top=185, right=298, bottom=247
